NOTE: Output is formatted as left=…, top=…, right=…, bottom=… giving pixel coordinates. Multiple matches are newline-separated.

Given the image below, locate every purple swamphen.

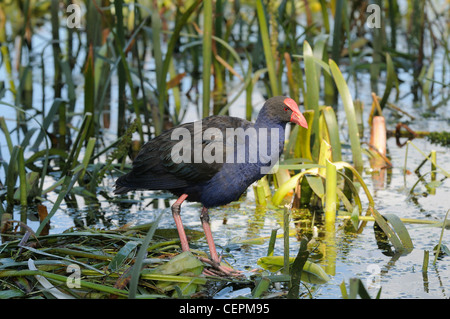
left=115, top=96, right=308, bottom=274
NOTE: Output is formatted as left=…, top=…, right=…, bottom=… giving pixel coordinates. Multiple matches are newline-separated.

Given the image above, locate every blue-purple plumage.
left=114, top=96, right=307, bottom=208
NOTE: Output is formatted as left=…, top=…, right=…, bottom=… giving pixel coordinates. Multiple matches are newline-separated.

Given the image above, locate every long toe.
left=198, top=256, right=244, bottom=277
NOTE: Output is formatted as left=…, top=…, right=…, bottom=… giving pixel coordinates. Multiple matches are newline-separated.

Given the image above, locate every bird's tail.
left=114, top=173, right=136, bottom=194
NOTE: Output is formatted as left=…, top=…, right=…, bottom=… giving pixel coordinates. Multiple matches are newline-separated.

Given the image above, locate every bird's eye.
left=284, top=107, right=289, bottom=111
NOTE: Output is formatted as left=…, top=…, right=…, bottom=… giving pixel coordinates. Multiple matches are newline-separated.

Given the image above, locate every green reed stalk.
left=1, top=101, right=53, bottom=201
left=388, top=0, right=398, bottom=49
left=6, top=146, right=20, bottom=214
left=252, top=277, right=270, bottom=298
left=128, top=211, right=165, bottom=299
left=202, top=0, right=213, bottom=118
left=322, top=107, right=342, bottom=161
left=114, top=0, right=125, bottom=136
left=370, top=0, right=384, bottom=94
left=60, top=59, right=76, bottom=115
left=152, top=4, right=164, bottom=129
left=430, top=150, right=437, bottom=181
left=51, top=0, right=64, bottom=149
left=283, top=205, right=290, bottom=275
left=303, top=41, right=320, bottom=159
left=322, top=47, right=335, bottom=106
left=0, top=4, right=15, bottom=97
left=0, top=269, right=128, bottom=298
left=256, top=0, right=279, bottom=96
left=0, top=116, right=13, bottom=154
left=325, top=159, right=337, bottom=225
left=245, top=61, right=253, bottom=121
left=287, top=237, right=309, bottom=299
left=329, top=59, right=363, bottom=173
left=331, top=0, right=344, bottom=65
left=267, top=229, right=277, bottom=257
left=79, top=137, right=96, bottom=182
left=18, top=146, right=27, bottom=208
left=94, top=43, right=111, bottom=128
left=319, top=0, right=330, bottom=33
left=433, top=209, right=449, bottom=265
left=157, top=0, right=201, bottom=133
left=169, top=59, right=182, bottom=122
left=112, top=38, right=143, bottom=142
left=61, top=113, right=92, bottom=177
left=296, top=111, right=314, bottom=161
left=84, top=44, right=95, bottom=139
left=19, top=65, right=33, bottom=113
left=212, top=0, right=228, bottom=115
left=422, top=250, right=429, bottom=273
left=284, top=53, right=298, bottom=102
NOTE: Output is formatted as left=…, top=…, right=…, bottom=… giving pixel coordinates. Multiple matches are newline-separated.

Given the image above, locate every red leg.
left=200, top=207, right=220, bottom=265
left=200, top=207, right=242, bottom=276
left=171, top=194, right=189, bottom=252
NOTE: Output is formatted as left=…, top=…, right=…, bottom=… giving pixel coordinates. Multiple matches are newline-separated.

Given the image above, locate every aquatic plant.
left=0, top=0, right=448, bottom=299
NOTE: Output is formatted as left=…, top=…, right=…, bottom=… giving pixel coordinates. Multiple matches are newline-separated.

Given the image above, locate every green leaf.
left=257, top=256, right=330, bottom=284
left=287, top=238, right=309, bottom=299
left=271, top=163, right=325, bottom=206
left=252, top=277, right=271, bottom=298
left=349, top=278, right=372, bottom=299
left=256, top=0, right=279, bottom=96
left=152, top=251, right=204, bottom=276
left=350, top=205, right=360, bottom=230
left=379, top=53, right=397, bottom=109
left=108, top=241, right=140, bottom=272
left=340, top=280, right=348, bottom=299
left=306, top=175, right=324, bottom=199
left=329, top=59, right=363, bottom=173
left=296, top=110, right=314, bottom=161
left=202, top=0, right=212, bottom=117
left=322, top=106, right=342, bottom=162
left=382, top=213, right=414, bottom=253
left=128, top=210, right=165, bottom=299
left=304, top=41, right=321, bottom=159
left=0, top=289, right=25, bottom=299
left=433, top=243, right=449, bottom=257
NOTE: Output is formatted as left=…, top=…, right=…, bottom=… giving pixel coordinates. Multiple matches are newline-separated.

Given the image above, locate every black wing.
left=114, top=116, right=253, bottom=193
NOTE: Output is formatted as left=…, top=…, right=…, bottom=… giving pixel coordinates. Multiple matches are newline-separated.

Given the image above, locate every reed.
left=329, top=59, right=363, bottom=173
left=283, top=205, right=290, bottom=275
left=303, top=41, right=320, bottom=160
left=202, top=0, right=213, bottom=118
left=256, top=0, right=279, bottom=96
left=0, top=0, right=448, bottom=299
left=325, top=159, right=337, bottom=225
left=128, top=211, right=164, bottom=299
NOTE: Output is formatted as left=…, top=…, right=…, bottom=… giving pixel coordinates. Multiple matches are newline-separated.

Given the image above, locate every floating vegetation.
left=427, top=131, right=450, bottom=148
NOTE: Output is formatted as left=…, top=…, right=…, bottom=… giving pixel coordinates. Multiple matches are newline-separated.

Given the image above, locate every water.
left=2, top=67, right=449, bottom=299
left=1, top=7, right=449, bottom=299
left=17, top=133, right=449, bottom=298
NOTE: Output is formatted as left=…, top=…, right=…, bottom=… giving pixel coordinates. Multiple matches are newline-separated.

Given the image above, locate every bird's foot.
left=198, top=256, right=244, bottom=278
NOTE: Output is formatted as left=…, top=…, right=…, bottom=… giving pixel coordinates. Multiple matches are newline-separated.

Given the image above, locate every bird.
left=114, top=96, right=308, bottom=275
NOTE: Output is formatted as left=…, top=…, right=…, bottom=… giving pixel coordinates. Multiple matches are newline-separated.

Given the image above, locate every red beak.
left=284, top=98, right=308, bottom=129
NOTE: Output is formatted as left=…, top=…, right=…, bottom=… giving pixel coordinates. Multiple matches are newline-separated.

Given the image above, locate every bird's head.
left=262, top=96, right=308, bottom=129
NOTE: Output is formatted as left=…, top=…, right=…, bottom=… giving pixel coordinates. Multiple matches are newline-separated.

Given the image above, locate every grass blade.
left=303, top=41, right=321, bottom=159
left=128, top=210, right=165, bottom=299
left=322, top=106, right=342, bottom=161
left=202, top=0, right=213, bottom=118
left=287, top=237, right=309, bottom=299
left=379, top=53, right=396, bottom=110
left=325, top=159, right=337, bottom=225
left=256, top=0, right=279, bottom=96
left=329, top=59, right=363, bottom=173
